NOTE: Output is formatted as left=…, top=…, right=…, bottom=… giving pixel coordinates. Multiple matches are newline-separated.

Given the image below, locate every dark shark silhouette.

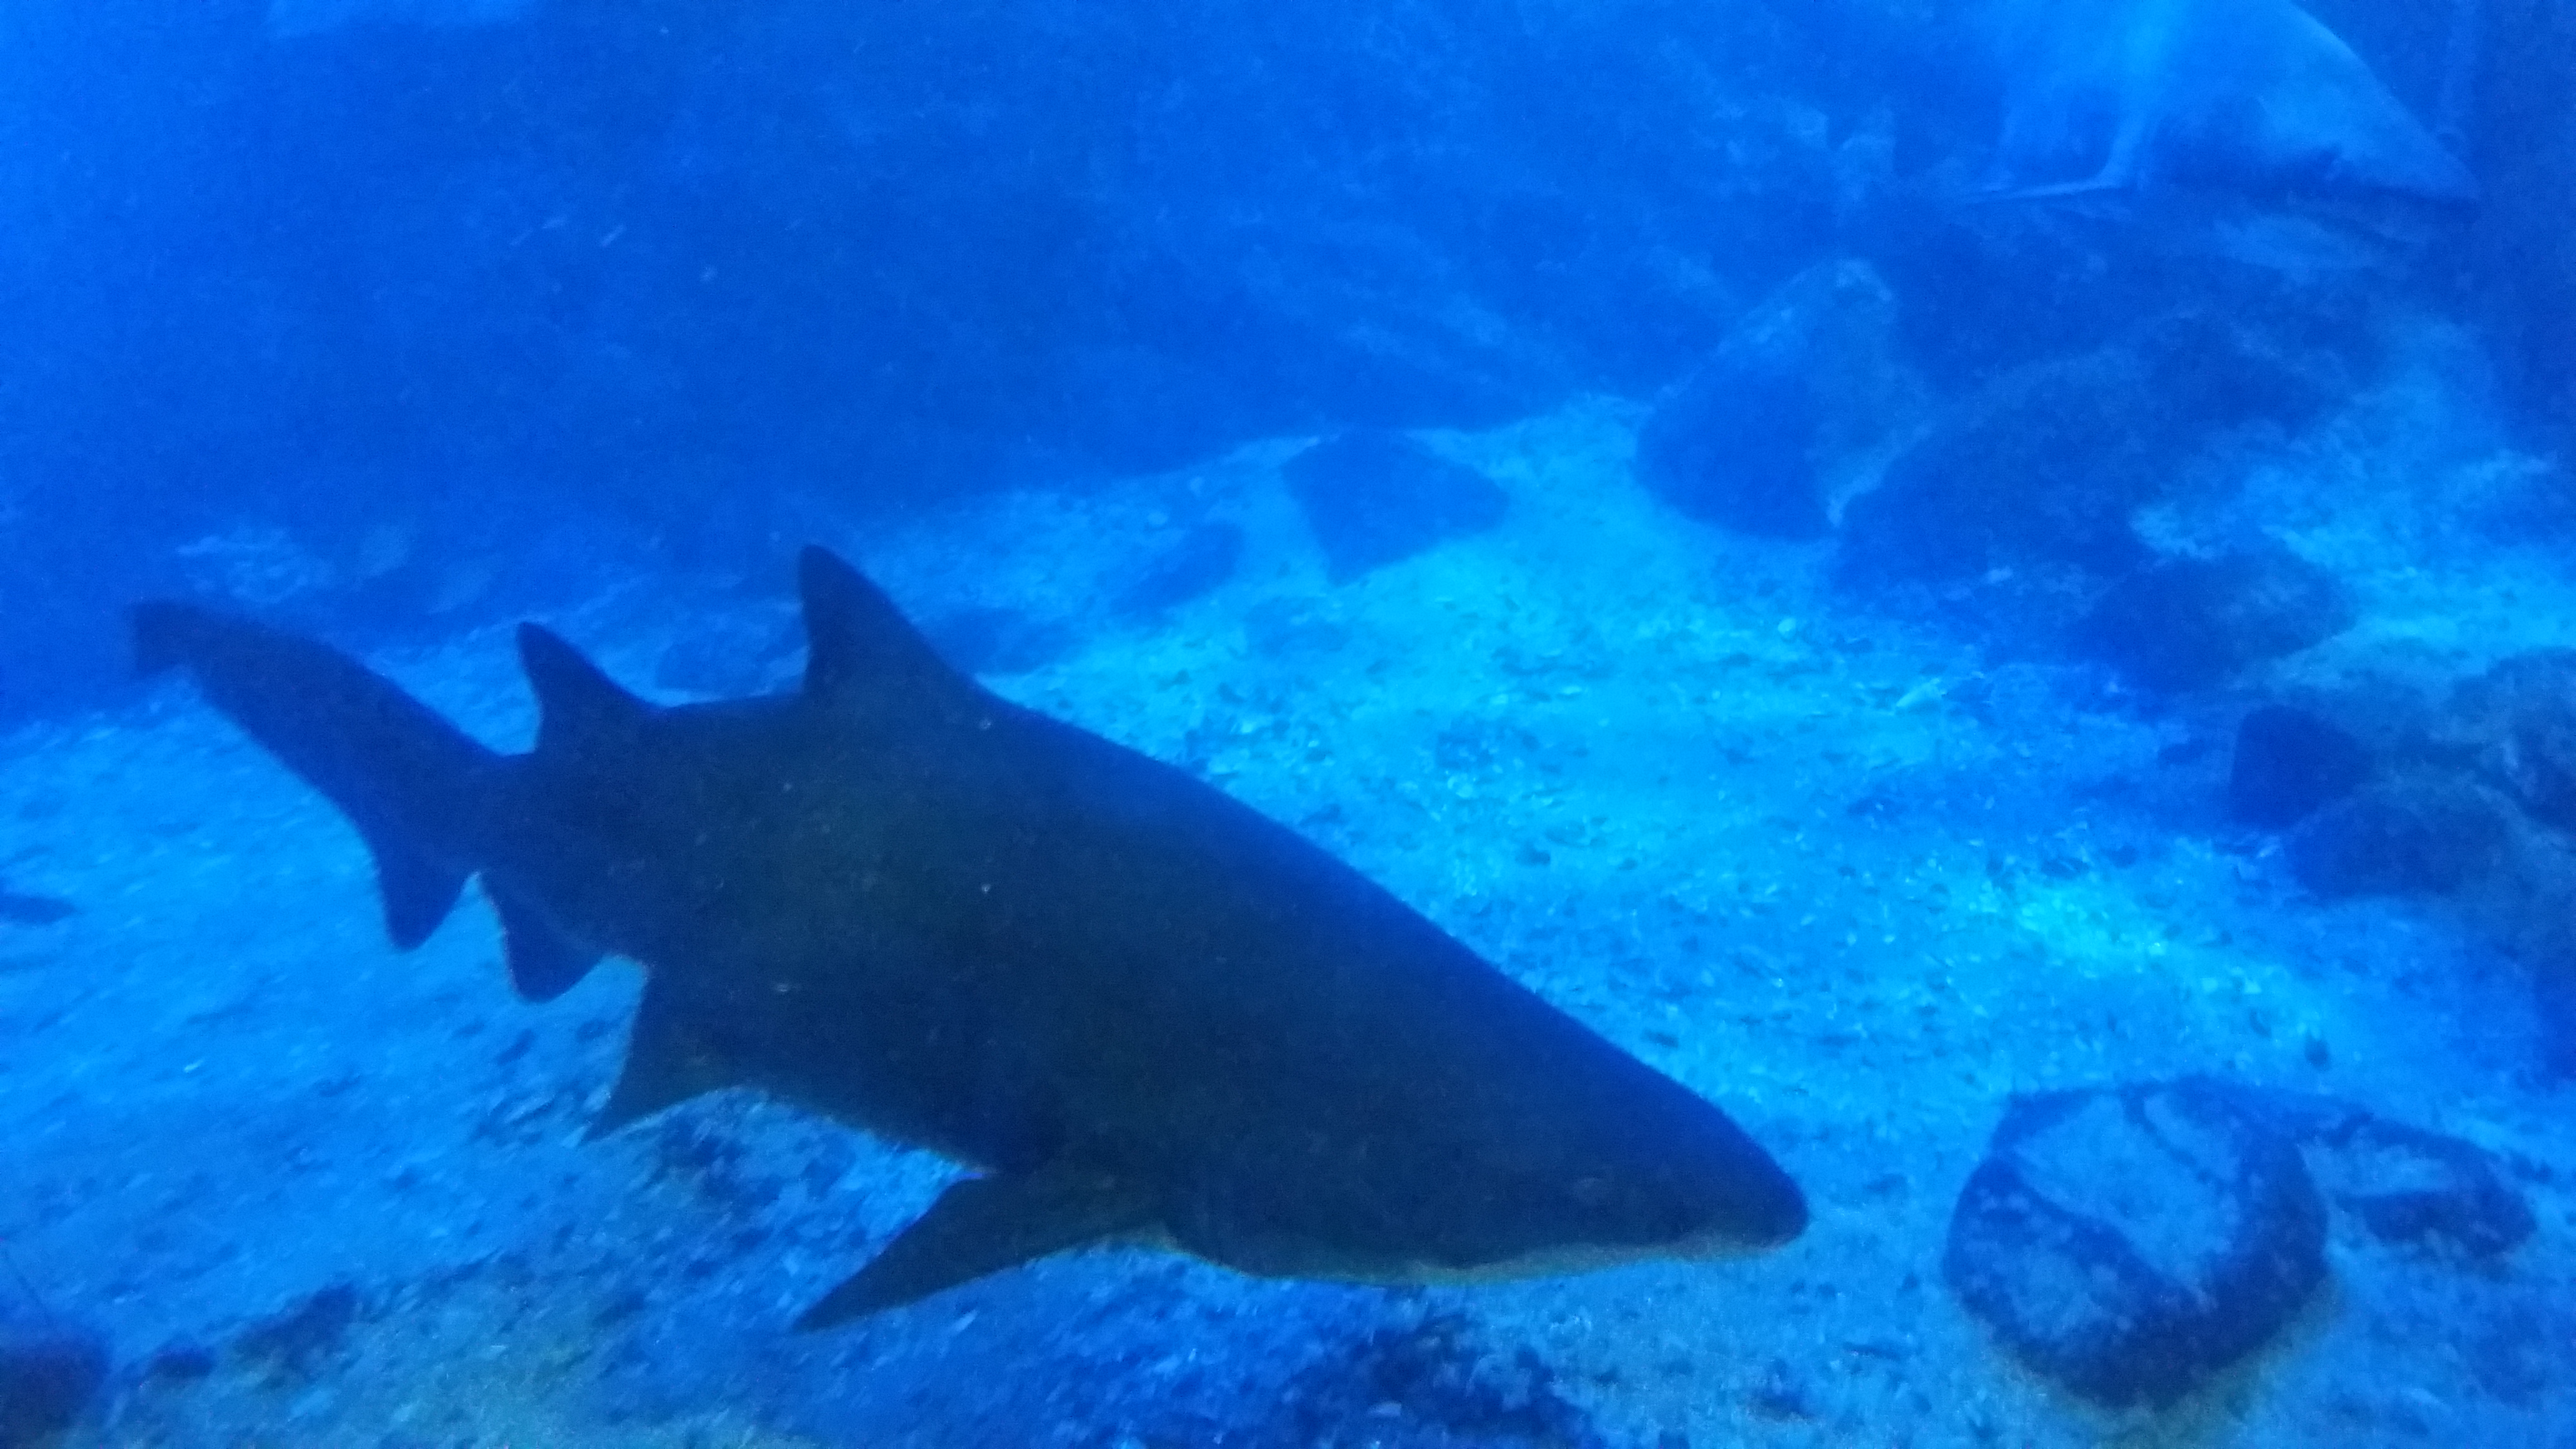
left=132, top=547, right=1805, bottom=1325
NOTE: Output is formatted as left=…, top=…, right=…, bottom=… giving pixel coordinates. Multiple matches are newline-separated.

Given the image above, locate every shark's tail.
left=131, top=602, right=501, bottom=951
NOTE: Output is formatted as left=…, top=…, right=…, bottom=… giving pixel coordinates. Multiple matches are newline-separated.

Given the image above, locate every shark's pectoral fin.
left=587, top=977, right=737, bottom=1140
left=794, top=1164, right=1157, bottom=1329
left=490, top=889, right=601, bottom=1002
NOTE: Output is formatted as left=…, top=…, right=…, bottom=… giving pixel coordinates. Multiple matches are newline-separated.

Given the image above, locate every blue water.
left=4, top=2, right=2572, bottom=1445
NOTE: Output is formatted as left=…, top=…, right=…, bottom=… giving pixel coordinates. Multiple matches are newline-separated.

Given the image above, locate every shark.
left=131, top=546, right=1806, bottom=1326
left=1971, top=0, right=2478, bottom=208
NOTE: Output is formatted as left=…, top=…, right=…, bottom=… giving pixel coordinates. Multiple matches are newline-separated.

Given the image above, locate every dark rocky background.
left=0, top=0, right=2566, bottom=724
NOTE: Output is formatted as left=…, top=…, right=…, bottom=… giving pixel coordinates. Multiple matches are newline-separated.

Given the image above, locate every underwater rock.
left=0, top=1319, right=109, bottom=1445
left=2294, top=1110, right=2535, bottom=1262
left=143, top=1342, right=217, bottom=1382
left=2228, top=1085, right=2537, bottom=1258
left=1113, top=521, right=1245, bottom=619
left=1944, top=1078, right=2326, bottom=1408
left=1842, top=318, right=2334, bottom=590
left=2286, top=774, right=2512, bottom=898
left=1840, top=348, right=2163, bottom=583
left=1636, top=259, right=1909, bottom=540
left=2228, top=704, right=2375, bottom=829
left=2437, top=650, right=2576, bottom=833
left=2134, top=311, right=2341, bottom=439
left=1285, top=431, right=1508, bottom=583
left=0, top=882, right=75, bottom=927
left=233, top=1283, right=361, bottom=1383
left=2076, top=547, right=2355, bottom=693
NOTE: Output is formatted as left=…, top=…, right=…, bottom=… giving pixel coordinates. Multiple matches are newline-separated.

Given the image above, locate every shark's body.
left=134, top=547, right=1805, bottom=1325
left=1973, top=0, right=2477, bottom=208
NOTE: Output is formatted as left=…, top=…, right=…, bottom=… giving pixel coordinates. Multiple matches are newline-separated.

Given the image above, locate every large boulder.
left=1285, top=431, right=1509, bottom=583
left=1636, top=258, right=1915, bottom=540
left=1113, top=521, right=1245, bottom=620
left=2074, top=547, right=2355, bottom=694
left=2228, top=704, right=2376, bottom=829
left=1944, top=1079, right=2327, bottom=1408
left=2436, top=650, right=2576, bottom=833
left=2286, top=774, right=2514, bottom=898
left=0, top=1318, right=109, bottom=1447
left=1948, top=1080, right=2537, bottom=1407
left=1842, top=315, right=2334, bottom=589
left=1840, top=346, right=2163, bottom=585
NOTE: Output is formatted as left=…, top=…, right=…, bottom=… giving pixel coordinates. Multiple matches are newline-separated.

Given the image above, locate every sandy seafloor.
left=5, top=379, right=2574, bottom=1447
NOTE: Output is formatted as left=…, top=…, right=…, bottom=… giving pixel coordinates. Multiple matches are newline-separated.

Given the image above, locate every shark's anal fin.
left=489, top=889, right=601, bottom=1002
left=369, top=827, right=469, bottom=950
left=587, top=975, right=737, bottom=1140
left=794, top=1164, right=1157, bottom=1329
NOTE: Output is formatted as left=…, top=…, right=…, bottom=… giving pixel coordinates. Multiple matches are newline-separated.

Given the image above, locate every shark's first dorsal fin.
left=517, top=624, right=650, bottom=759
left=587, top=975, right=738, bottom=1139
left=797, top=546, right=972, bottom=710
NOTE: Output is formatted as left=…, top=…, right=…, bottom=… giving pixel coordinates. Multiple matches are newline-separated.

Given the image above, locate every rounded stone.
left=1943, top=1078, right=2326, bottom=1408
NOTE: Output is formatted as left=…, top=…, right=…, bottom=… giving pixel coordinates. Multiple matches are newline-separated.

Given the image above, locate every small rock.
left=2438, top=650, right=2576, bottom=831
left=2228, top=705, right=2375, bottom=829
left=145, top=1341, right=217, bottom=1382
left=2286, top=774, right=2513, bottom=897
left=234, top=1283, right=361, bottom=1382
left=2076, top=547, right=2355, bottom=693
left=1284, top=432, right=1508, bottom=583
left=0, top=880, right=74, bottom=927
left=1113, top=522, right=1244, bottom=618
left=0, top=1320, right=110, bottom=1444
left=1944, top=1078, right=2326, bottom=1408
left=2293, top=1110, right=2535, bottom=1261
left=1745, top=1358, right=1812, bottom=1420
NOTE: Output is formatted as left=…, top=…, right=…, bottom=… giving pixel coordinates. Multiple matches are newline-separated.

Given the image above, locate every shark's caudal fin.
left=132, top=603, right=500, bottom=950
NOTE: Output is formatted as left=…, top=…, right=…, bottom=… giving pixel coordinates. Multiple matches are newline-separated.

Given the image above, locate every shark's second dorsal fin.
left=517, top=624, right=650, bottom=759
left=797, top=546, right=972, bottom=711
left=587, top=975, right=737, bottom=1139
